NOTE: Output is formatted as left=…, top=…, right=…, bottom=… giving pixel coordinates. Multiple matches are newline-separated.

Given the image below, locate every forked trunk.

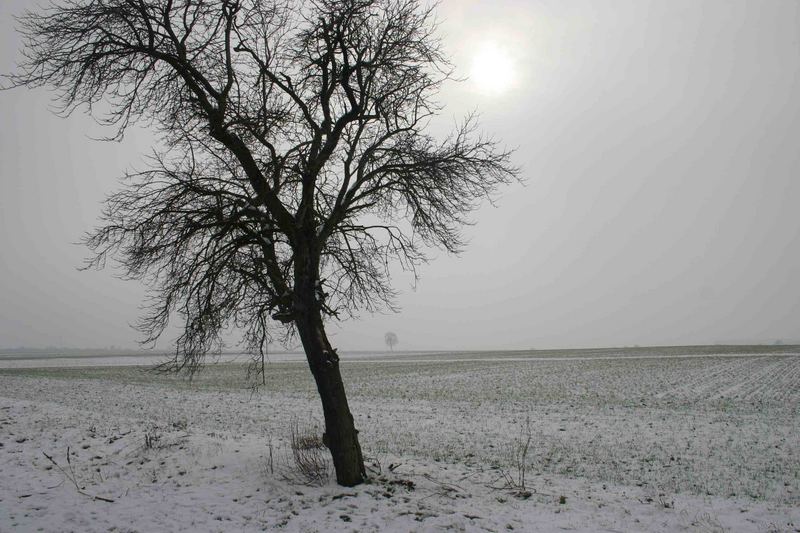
left=294, top=291, right=365, bottom=486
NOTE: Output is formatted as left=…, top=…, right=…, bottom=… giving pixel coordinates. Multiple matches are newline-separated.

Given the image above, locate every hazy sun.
left=470, top=42, right=515, bottom=95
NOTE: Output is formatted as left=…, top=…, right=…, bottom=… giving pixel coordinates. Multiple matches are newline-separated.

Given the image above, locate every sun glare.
left=470, top=42, right=515, bottom=95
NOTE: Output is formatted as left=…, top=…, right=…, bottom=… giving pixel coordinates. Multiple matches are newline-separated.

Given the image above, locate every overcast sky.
left=1, top=0, right=799, bottom=351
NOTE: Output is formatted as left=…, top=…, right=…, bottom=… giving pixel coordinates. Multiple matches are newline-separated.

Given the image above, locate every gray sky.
left=1, top=0, right=799, bottom=351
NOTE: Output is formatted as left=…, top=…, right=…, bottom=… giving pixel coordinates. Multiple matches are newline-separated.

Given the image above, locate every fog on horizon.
left=1, top=0, right=799, bottom=352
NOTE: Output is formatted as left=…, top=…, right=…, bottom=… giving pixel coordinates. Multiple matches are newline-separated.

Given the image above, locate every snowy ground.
left=1, top=347, right=799, bottom=532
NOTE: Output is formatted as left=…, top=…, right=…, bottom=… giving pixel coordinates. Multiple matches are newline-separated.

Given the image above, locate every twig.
left=420, top=472, right=464, bottom=493
left=415, top=472, right=465, bottom=502
left=485, top=415, right=534, bottom=497
left=42, top=448, right=115, bottom=503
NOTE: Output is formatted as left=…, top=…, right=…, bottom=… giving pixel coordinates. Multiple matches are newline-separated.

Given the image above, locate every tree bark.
left=293, top=251, right=365, bottom=486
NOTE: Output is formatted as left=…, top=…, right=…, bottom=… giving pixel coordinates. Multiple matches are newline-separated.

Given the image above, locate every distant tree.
left=8, top=0, right=517, bottom=486
left=384, top=331, right=398, bottom=351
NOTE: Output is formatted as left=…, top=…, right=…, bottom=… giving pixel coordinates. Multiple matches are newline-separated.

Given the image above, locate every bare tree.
left=6, top=0, right=518, bottom=486
left=384, top=331, right=398, bottom=351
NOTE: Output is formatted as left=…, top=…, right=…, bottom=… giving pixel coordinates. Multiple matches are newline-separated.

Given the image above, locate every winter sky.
left=1, top=0, right=799, bottom=351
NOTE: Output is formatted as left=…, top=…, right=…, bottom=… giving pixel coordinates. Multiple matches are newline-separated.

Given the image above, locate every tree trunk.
left=294, top=284, right=365, bottom=486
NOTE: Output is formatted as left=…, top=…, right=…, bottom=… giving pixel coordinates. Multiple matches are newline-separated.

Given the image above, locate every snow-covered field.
left=1, top=347, right=799, bottom=532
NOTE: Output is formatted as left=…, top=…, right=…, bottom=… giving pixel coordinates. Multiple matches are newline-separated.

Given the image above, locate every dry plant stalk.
left=42, top=447, right=115, bottom=503
left=489, top=415, right=533, bottom=498
left=289, top=421, right=330, bottom=485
